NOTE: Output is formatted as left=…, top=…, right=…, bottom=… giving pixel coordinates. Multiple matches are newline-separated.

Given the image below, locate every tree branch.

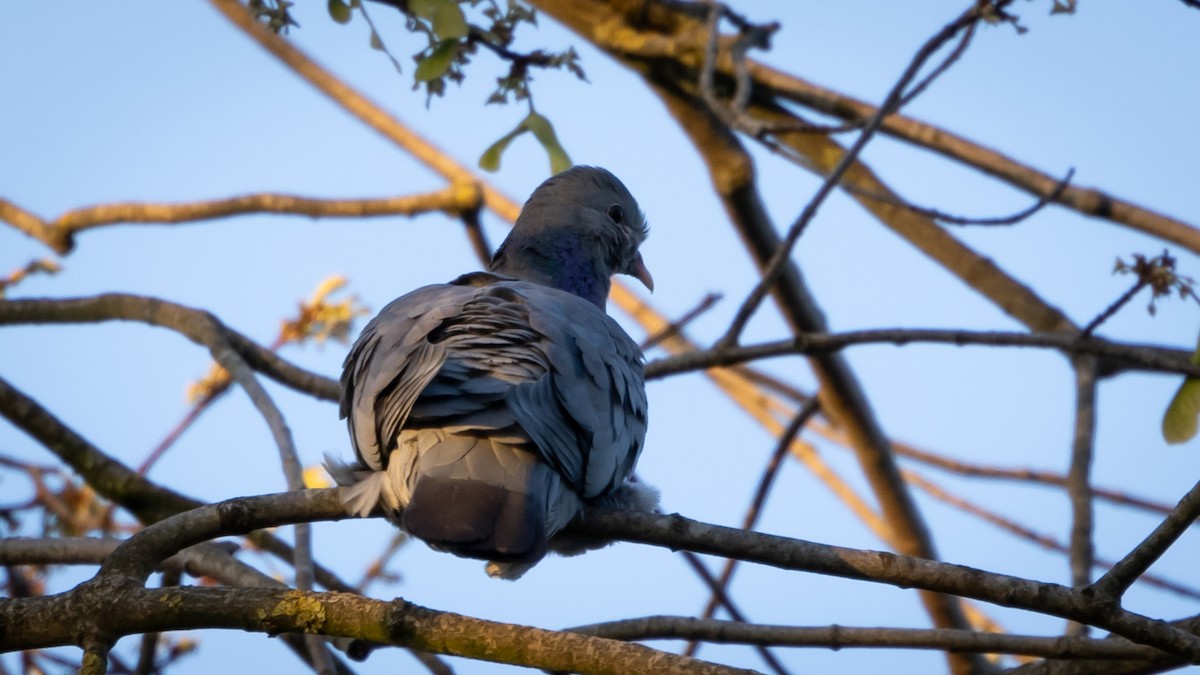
left=571, top=615, right=1166, bottom=660
left=644, top=329, right=1198, bottom=381
left=0, top=294, right=339, bottom=401
left=1066, top=357, right=1099, bottom=637
left=1093, top=477, right=1200, bottom=601
left=9, top=490, right=1200, bottom=663
left=1, top=186, right=483, bottom=255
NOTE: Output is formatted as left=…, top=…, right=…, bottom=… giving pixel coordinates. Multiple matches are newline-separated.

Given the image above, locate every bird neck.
left=492, top=237, right=610, bottom=309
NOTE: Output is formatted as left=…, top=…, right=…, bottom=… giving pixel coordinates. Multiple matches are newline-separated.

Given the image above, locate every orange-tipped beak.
left=629, top=252, right=654, bottom=292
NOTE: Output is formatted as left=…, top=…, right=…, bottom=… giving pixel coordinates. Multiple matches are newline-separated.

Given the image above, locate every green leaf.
left=479, top=112, right=573, bottom=174
left=369, top=30, right=384, bottom=51
left=408, top=0, right=441, bottom=19
left=409, top=0, right=467, bottom=39
left=523, top=111, right=572, bottom=174
left=478, top=125, right=528, bottom=172
left=1164, top=379, right=1200, bottom=444
left=327, top=0, right=352, bottom=24
left=1163, top=336, right=1200, bottom=444
left=432, top=2, right=468, bottom=39
left=414, top=39, right=458, bottom=82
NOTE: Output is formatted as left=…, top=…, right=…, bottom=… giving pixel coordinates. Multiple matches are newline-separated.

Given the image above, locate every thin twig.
left=904, top=471, right=1200, bottom=600
left=641, top=292, right=723, bottom=351
left=1093, top=477, right=1200, bottom=600
left=645, top=328, right=1200, bottom=381
left=890, top=441, right=1177, bottom=517
left=1081, top=280, right=1147, bottom=338
left=895, top=19, right=977, bottom=108
left=715, top=1, right=994, bottom=348
left=1066, top=357, right=1098, bottom=638
left=205, top=345, right=335, bottom=673
left=676, top=551, right=790, bottom=675
left=845, top=167, right=1076, bottom=227
left=687, top=399, right=820, bottom=657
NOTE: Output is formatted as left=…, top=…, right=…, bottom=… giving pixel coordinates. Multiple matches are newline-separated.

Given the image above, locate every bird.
left=329, top=166, right=657, bottom=578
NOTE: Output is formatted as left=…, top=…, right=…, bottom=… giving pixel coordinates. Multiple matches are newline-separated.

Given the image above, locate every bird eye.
left=607, top=204, right=625, bottom=224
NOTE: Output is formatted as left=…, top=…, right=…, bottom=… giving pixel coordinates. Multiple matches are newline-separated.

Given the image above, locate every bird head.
left=491, top=166, right=653, bottom=307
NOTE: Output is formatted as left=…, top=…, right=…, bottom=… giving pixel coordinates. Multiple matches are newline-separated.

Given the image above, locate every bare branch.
left=844, top=167, right=1076, bottom=227
left=572, top=509, right=1200, bottom=660
left=641, top=292, right=723, bottom=351
left=0, top=373, right=354, bottom=596
left=689, top=400, right=821, bottom=654
left=744, top=64, right=1200, bottom=255
left=207, top=341, right=334, bottom=670
left=905, top=472, right=1200, bottom=600
left=572, top=616, right=1165, bottom=660
left=645, top=329, right=1199, bottom=381
left=0, top=294, right=339, bottom=402
left=893, top=441, right=1178, bottom=517
left=715, top=1, right=993, bottom=348
left=1094, top=477, right=1200, bottom=600
left=675, top=550, right=790, bottom=674
left=1066, top=357, right=1099, bottom=637
left=1, top=186, right=481, bottom=255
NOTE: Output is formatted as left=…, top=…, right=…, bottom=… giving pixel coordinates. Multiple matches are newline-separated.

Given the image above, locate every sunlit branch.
left=714, top=1, right=994, bottom=348
left=1, top=186, right=482, bottom=255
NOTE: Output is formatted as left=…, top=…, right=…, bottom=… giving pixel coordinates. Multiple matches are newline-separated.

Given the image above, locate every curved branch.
left=7, top=488, right=1200, bottom=666
left=0, top=294, right=339, bottom=401
left=15, top=489, right=1200, bottom=663
left=0, top=374, right=352, bottom=595
left=3, top=585, right=752, bottom=675
left=571, top=509, right=1200, bottom=661
left=1, top=185, right=482, bottom=255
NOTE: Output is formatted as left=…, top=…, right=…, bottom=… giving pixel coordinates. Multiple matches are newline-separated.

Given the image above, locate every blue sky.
left=3, top=1, right=1200, bottom=673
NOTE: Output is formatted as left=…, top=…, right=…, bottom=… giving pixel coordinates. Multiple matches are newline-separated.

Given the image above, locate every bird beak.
left=628, top=252, right=654, bottom=292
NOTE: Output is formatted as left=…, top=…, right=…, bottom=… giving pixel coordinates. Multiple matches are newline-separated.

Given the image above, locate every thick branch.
left=7, top=490, right=1200, bottom=664
left=571, top=510, right=1200, bottom=661
left=1, top=586, right=749, bottom=675
left=0, top=373, right=352, bottom=595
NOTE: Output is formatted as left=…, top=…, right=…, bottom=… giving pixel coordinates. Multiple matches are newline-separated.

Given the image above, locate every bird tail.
left=400, top=433, right=564, bottom=572
left=323, top=453, right=398, bottom=518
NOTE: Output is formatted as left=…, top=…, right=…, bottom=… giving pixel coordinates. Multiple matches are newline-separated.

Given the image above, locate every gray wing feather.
left=508, top=284, right=647, bottom=498
left=342, top=279, right=646, bottom=502
left=340, top=285, right=471, bottom=471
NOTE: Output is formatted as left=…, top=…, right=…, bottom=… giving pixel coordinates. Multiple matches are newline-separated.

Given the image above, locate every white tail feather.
left=324, top=454, right=390, bottom=517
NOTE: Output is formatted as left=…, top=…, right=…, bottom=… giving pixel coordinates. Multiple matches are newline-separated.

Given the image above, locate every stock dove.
left=330, top=166, right=657, bottom=578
